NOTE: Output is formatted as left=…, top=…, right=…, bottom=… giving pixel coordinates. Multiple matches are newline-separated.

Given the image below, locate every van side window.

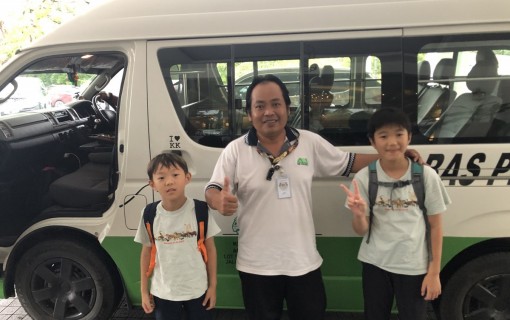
left=408, top=35, right=510, bottom=143
left=158, top=37, right=400, bottom=147
left=365, top=56, right=382, bottom=106
left=303, top=38, right=399, bottom=145
left=308, top=58, right=352, bottom=133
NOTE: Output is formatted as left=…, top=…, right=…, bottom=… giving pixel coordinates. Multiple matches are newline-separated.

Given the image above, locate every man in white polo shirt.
left=205, top=74, right=421, bottom=320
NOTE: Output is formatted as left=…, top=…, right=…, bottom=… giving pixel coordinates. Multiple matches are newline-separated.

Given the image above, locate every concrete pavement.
left=0, top=296, right=438, bottom=319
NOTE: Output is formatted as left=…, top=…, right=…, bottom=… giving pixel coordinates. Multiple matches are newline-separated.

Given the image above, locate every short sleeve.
left=205, top=141, right=238, bottom=194
left=423, top=165, right=452, bottom=216
left=206, top=213, right=222, bottom=239
left=134, top=208, right=151, bottom=246
left=306, top=131, right=353, bottom=177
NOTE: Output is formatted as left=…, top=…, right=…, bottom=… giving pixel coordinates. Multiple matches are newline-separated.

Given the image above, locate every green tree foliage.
left=0, top=0, right=93, bottom=65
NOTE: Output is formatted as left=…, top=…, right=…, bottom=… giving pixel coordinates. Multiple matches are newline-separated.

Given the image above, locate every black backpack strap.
left=411, top=162, right=432, bottom=261
left=193, top=199, right=209, bottom=262
left=143, top=200, right=161, bottom=243
left=367, top=161, right=378, bottom=244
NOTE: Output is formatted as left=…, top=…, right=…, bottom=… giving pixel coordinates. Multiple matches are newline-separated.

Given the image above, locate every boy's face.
left=149, top=164, right=191, bottom=204
left=370, top=124, right=411, bottom=162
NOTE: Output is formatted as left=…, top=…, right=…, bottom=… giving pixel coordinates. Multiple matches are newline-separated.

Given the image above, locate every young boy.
left=134, top=153, right=221, bottom=320
left=340, top=108, right=451, bottom=320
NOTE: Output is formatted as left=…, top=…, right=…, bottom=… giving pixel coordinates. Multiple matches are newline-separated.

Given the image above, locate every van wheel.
left=439, top=252, right=510, bottom=320
left=14, top=240, right=120, bottom=320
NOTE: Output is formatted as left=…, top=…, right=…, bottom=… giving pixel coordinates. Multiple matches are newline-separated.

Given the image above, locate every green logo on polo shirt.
left=297, top=157, right=308, bottom=165
left=232, top=217, right=240, bottom=234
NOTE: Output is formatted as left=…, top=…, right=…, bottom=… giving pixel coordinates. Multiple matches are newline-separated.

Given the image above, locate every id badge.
left=276, top=174, right=291, bottom=199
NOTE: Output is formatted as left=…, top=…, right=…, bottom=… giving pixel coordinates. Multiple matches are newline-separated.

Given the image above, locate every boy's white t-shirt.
left=349, top=159, right=451, bottom=275
left=134, top=198, right=221, bottom=301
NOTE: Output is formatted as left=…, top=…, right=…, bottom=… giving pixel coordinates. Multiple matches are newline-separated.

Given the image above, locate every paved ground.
left=0, top=297, right=366, bottom=319
left=0, top=296, right=437, bottom=319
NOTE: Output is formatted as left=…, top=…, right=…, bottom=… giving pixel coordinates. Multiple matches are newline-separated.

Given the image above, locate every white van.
left=0, top=0, right=509, bottom=319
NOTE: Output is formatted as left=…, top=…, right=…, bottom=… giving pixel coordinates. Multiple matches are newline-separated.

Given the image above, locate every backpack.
left=143, top=199, right=209, bottom=277
left=367, top=160, right=432, bottom=261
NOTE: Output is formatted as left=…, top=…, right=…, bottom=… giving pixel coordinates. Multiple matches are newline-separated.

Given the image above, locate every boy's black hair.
left=245, top=74, right=291, bottom=114
left=367, top=107, right=412, bottom=139
left=147, top=152, right=189, bottom=179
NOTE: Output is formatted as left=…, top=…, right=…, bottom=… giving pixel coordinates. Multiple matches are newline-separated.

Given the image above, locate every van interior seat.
left=431, top=60, right=501, bottom=138
left=476, top=48, right=499, bottom=67
left=309, top=63, right=320, bottom=79
left=348, top=110, right=371, bottom=145
left=488, top=78, right=510, bottom=136
left=309, top=65, right=335, bottom=131
left=417, top=58, right=456, bottom=124
left=476, top=48, right=500, bottom=95
left=320, top=65, right=335, bottom=95
left=48, top=152, right=112, bottom=209
left=417, top=60, right=431, bottom=98
left=310, top=65, right=334, bottom=107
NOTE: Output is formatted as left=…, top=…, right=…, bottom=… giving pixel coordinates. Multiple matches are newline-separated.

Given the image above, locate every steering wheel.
left=91, top=94, right=117, bottom=130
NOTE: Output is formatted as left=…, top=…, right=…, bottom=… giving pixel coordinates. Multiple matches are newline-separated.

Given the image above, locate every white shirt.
left=207, top=128, right=353, bottom=276
left=350, top=159, right=451, bottom=275
left=134, top=198, right=221, bottom=300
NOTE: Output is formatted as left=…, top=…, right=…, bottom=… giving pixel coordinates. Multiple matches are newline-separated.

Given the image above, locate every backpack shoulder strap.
left=143, top=200, right=161, bottom=242
left=368, top=161, right=378, bottom=208
left=411, top=162, right=432, bottom=261
left=193, top=199, right=209, bottom=263
left=366, top=161, right=378, bottom=244
left=143, top=200, right=160, bottom=278
left=411, top=162, right=425, bottom=209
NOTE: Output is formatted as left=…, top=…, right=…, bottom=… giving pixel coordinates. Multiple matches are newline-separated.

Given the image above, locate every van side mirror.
left=0, top=81, right=16, bottom=103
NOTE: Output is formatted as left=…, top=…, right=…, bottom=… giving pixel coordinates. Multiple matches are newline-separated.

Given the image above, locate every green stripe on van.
left=101, top=236, right=485, bottom=311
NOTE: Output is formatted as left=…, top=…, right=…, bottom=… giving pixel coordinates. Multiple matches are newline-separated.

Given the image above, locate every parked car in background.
left=47, top=85, right=80, bottom=107
left=0, top=76, right=48, bottom=116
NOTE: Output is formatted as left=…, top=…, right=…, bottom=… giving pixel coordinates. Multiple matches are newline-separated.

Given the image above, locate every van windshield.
left=0, top=53, right=124, bottom=116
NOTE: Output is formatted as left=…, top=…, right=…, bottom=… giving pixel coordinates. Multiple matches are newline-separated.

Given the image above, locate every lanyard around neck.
left=257, top=139, right=299, bottom=180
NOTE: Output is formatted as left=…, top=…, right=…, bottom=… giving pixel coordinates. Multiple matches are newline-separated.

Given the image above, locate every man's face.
left=248, top=81, right=289, bottom=140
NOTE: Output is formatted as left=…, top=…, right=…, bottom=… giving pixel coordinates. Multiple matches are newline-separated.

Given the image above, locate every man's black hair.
left=245, top=74, right=291, bottom=114
left=367, top=107, right=412, bottom=139
left=147, top=152, right=189, bottom=179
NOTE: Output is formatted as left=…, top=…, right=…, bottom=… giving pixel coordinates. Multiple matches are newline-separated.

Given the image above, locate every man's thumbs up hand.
left=218, top=177, right=238, bottom=216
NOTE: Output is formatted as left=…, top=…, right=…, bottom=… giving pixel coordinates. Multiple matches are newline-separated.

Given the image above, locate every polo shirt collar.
left=245, top=126, right=299, bottom=146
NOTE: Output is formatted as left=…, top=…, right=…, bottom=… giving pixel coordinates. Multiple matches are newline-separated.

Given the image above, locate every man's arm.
left=351, top=154, right=379, bottom=173
left=351, top=148, right=424, bottom=173
left=205, top=177, right=238, bottom=216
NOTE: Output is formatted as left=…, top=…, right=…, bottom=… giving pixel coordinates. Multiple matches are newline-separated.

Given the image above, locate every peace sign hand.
left=340, top=180, right=367, bottom=218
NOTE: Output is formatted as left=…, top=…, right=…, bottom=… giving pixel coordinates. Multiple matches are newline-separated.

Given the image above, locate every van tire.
left=14, top=239, right=120, bottom=320
left=439, top=252, right=510, bottom=320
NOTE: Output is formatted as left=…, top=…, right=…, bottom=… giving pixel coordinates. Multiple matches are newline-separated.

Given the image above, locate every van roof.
left=25, top=0, right=510, bottom=51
